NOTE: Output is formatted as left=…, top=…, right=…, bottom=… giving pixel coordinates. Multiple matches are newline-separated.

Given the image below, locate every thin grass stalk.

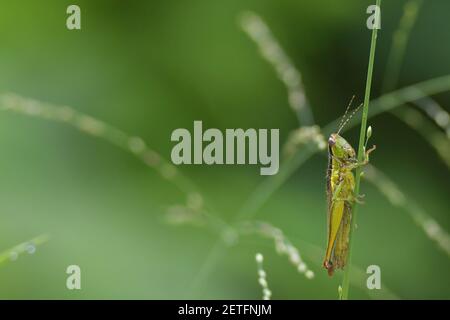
left=0, top=93, right=234, bottom=235
left=341, top=0, right=381, bottom=300
left=381, top=0, right=450, bottom=166
left=364, top=165, right=450, bottom=257
left=396, top=106, right=450, bottom=168
left=0, top=234, right=50, bottom=266
left=382, top=0, right=423, bottom=93
left=240, top=11, right=314, bottom=126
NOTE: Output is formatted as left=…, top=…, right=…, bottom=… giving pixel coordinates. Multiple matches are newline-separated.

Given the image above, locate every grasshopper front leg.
left=348, top=145, right=376, bottom=170
left=334, top=194, right=365, bottom=204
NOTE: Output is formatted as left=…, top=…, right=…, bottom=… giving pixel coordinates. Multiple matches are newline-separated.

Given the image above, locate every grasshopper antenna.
left=337, top=102, right=363, bottom=135
left=338, top=95, right=356, bottom=130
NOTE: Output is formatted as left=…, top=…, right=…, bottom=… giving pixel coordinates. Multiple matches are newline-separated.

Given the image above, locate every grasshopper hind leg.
left=324, top=201, right=352, bottom=276
left=334, top=202, right=352, bottom=269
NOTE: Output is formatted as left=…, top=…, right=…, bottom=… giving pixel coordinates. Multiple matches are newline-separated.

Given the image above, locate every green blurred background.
left=0, top=0, right=448, bottom=299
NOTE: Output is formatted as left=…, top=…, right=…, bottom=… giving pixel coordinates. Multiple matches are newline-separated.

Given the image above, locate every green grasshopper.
left=323, top=97, right=376, bottom=276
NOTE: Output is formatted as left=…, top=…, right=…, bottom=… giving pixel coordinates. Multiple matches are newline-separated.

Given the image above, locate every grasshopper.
left=323, top=97, right=376, bottom=276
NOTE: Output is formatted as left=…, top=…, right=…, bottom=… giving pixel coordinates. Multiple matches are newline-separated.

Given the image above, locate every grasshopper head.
left=328, top=133, right=356, bottom=161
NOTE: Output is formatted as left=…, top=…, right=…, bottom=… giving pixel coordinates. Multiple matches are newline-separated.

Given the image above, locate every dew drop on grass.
left=305, top=270, right=315, bottom=279
left=26, top=243, right=36, bottom=254
left=297, top=262, right=307, bottom=273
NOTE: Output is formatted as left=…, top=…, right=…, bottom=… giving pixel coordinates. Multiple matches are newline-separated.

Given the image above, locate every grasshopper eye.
left=328, top=137, right=335, bottom=146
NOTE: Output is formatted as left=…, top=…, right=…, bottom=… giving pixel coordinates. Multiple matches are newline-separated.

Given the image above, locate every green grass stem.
left=340, top=0, right=381, bottom=300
